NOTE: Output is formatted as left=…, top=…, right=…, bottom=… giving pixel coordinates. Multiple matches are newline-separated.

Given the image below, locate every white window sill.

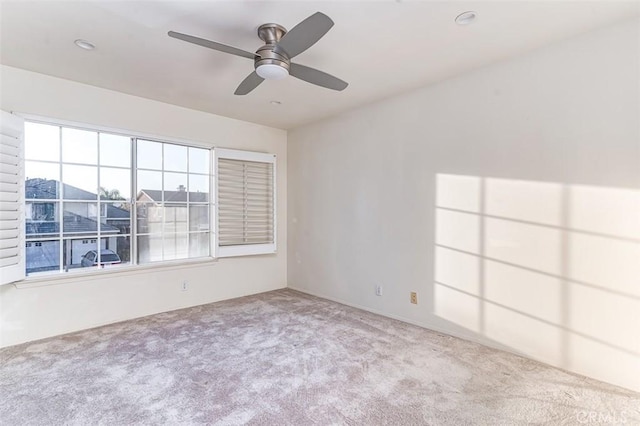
left=217, top=243, right=276, bottom=258
left=14, top=257, right=218, bottom=289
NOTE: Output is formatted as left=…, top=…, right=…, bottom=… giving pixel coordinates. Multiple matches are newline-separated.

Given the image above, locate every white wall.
left=0, top=65, right=287, bottom=347
left=288, top=20, right=640, bottom=392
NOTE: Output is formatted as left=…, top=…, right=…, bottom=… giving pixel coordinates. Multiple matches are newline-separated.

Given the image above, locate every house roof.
left=138, top=189, right=208, bottom=203
left=25, top=178, right=130, bottom=237
left=25, top=179, right=62, bottom=200
left=26, top=211, right=121, bottom=237
left=105, top=204, right=131, bottom=219
left=25, top=178, right=130, bottom=202
left=26, top=178, right=98, bottom=201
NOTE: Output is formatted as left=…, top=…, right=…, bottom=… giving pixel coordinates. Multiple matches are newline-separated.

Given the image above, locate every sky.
left=24, top=122, right=210, bottom=200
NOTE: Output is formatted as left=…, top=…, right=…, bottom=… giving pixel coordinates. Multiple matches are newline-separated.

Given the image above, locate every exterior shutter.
left=0, top=111, right=25, bottom=285
left=215, top=148, right=276, bottom=257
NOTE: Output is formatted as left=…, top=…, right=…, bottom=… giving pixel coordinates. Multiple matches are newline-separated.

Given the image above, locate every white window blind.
left=0, top=111, right=25, bottom=285
left=215, top=148, right=276, bottom=257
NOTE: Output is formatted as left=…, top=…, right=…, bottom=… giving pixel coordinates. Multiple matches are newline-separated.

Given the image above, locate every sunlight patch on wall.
left=485, top=217, right=562, bottom=276
left=570, top=185, right=640, bottom=240
left=433, top=173, right=640, bottom=391
left=569, top=233, right=640, bottom=297
left=484, top=260, right=562, bottom=325
left=434, top=209, right=480, bottom=254
left=485, top=178, right=562, bottom=226
left=435, top=247, right=480, bottom=296
left=434, top=284, right=481, bottom=333
left=485, top=303, right=563, bottom=365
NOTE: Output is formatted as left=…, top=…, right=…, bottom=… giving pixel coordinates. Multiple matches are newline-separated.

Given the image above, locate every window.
left=135, top=139, right=212, bottom=263
left=0, top=115, right=277, bottom=281
left=215, top=149, right=276, bottom=257
left=24, top=122, right=133, bottom=274
left=21, top=120, right=214, bottom=276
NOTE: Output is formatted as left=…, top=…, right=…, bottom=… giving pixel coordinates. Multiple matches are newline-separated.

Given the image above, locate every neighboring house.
left=25, top=178, right=130, bottom=273
left=136, top=186, right=209, bottom=262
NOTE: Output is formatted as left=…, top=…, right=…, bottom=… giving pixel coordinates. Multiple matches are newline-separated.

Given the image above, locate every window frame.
left=19, top=114, right=217, bottom=279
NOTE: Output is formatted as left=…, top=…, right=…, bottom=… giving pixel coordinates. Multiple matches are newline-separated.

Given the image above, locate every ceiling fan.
left=168, top=12, right=348, bottom=95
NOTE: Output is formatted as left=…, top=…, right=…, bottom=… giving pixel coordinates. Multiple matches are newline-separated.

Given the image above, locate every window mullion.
left=58, top=125, right=64, bottom=273
left=97, top=132, right=101, bottom=266
left=161, top=144, right=165, bottom=261
left=186, top=148, right=190, bottom=259
left=131, top=137, right=138, bottom=266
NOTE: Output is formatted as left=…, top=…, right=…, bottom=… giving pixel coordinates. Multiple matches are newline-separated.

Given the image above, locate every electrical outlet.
left=375, top=285, right=382, bottom=296
left=181, top=281, right=188, bottom=291
left=410, top=292, right=417, bottom=304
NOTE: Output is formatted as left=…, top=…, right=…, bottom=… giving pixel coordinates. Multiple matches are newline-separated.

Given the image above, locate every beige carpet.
left=0, top=289, right=637, bottom=425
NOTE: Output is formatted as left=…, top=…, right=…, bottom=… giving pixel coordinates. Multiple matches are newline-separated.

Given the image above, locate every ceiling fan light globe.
left=256, top=64, right=289, bottom=80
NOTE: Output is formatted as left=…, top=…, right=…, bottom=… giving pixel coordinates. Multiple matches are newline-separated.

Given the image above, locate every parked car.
left=81, top=249, right=121, bottom=267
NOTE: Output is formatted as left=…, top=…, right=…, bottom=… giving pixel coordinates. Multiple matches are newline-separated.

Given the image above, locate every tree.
left=99, top=187, right=125, bottom=200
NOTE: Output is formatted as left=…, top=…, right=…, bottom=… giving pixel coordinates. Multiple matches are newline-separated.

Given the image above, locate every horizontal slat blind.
left=218, top=158, right=274, bottom=246
left=215, top=148, right=276, bottom=257
left=0, top=111, right=25, bottom=285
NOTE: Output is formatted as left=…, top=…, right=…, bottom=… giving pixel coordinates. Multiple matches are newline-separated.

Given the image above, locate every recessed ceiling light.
left=270, top=100, right=282, bottom=106
left=455, top=11, right=477, bottom=26
left=74, top=39, right=95, bottom=50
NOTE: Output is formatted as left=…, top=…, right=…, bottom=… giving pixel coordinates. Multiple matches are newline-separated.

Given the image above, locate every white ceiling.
left=1, top=1, right=638, bottom=130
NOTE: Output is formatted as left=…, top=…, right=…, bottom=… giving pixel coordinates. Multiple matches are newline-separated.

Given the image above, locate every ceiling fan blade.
left=168, top=31, right=256, bottom=60
left=234, top=71, right=265, bottom=95
left=289, top=63, right=348, bottom=91
left=276, top=12, right=333, bottom=59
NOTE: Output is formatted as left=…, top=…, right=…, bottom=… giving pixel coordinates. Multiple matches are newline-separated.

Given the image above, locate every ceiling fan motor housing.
left=255, top=23, right=290, bottom=78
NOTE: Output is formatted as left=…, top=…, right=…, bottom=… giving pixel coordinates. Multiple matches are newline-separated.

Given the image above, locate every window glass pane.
left=100, top=167, right=131, bottom=200
left=189, top=205, right=209, bottom=232
left=26, top=201, right=60, bottom=237
left=63, top=238, right=98, bottom=270
left=137, top=234, right=162, bottom=264
left=136, top=202, right=161, bottom=234
left=164, top=143, right=187, bottom=172
left=164, top=172, right=187, bottom=198
left=137, top=170, right=162, bottom=201
left=100, top=202, right=131, bottom=235
left=62, top=128, right=98, bottom=165
left=100, top=133, right=130, bottom=168
left=25, top=161, right=59, bottom=199
left=189, top=232, right=210, bottom=258
left=100, top=237, right=130, bottom=268
left=62, top=165, right=98, bottom=199
left=26, top=239, right=60, bottom=275
left=137, top=139, right=162, bottom=170
left=25, top=122, right=59, bottom=162
left=163, top=204, right=188, bottom=234
left=189, top=174, right=209, bottom=202
left=189, top=147, right=209, bottom=174
left=62, top=202, right=98, bottom=237
left=163, top=233, right=188, bottom=261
